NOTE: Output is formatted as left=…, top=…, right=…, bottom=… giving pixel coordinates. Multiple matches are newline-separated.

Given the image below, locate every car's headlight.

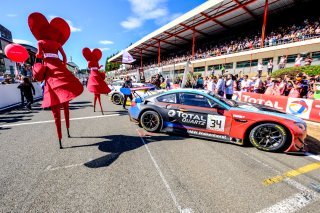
left=295, top=122, right=307, bottom=131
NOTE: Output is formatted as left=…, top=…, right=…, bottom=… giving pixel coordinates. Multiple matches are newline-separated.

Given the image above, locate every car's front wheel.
left=112, top=94, right=123, bottom=105
left=249, top=123, right=290, bottom=152
left=140, top=111, right=161, bottom=132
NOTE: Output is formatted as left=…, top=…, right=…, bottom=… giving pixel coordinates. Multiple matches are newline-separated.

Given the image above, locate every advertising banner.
left=233, top=92, right=320, bottom=123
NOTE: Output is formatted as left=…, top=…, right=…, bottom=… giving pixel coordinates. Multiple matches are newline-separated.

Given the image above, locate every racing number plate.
left=206, top=115, right=226, bottom=132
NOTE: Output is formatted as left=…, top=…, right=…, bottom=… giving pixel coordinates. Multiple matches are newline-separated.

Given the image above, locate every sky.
left=1, top=0, right=206, bottom=69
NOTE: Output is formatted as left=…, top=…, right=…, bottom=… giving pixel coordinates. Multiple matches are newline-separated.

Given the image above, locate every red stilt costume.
left=28, top=12, right=84, bottom=149
left=82, top=48, right=111, bottom=114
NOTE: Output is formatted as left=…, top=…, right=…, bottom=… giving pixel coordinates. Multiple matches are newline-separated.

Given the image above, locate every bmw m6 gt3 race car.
left=128, top=89, right=307, bottom=152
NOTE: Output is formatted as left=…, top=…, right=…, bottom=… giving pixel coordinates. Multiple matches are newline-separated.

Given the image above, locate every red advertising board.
left=233, top=92, right=320, bottom=123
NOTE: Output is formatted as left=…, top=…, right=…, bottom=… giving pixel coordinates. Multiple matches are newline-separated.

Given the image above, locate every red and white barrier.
left=233, top=92, right=320, bottom=123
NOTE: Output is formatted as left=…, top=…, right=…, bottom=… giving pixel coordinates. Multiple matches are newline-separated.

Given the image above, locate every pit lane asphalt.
left=1, top=89, right=320, bottom=213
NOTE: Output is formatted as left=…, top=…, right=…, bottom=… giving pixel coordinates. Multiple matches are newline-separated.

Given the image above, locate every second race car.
left=128, top=89, right=307, bottom=152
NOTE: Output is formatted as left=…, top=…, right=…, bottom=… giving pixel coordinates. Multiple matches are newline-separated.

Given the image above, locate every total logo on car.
left=128, top=89, right=307, bottom=153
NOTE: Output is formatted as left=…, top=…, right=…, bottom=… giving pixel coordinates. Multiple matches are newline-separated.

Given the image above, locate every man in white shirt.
left=240, top=75, right=251, bottom=92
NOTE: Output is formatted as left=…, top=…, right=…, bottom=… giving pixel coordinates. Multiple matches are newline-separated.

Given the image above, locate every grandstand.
left=107, top=0, right=320, bottom=81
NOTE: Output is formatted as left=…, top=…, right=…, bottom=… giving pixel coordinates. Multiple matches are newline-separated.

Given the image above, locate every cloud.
left=48, top=15, right=82, bottom=32
left=12, top=39, right=32, bottom=45
left=66, top=20, right=82, bottom=32
left=121, top=0, right=178, bottom=30
left=99, top=40, right=114, bottom=45
left=121, top=17, right=142, bottom=29
left=7, top=14, right=17, bottom=17
left=99, top=47, right=110, bottom=51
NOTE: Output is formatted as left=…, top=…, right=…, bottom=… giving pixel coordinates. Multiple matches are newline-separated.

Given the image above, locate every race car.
left=108, top=82, right=156, bottom=105
left=128, top=89, right=307, bottom=152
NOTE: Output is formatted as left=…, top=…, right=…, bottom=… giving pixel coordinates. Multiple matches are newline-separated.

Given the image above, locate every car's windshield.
left=207, top=91, right=238, bottom=107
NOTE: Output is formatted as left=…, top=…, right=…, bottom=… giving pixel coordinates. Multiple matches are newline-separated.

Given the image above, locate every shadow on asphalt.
left=65, top=134, right=185, bottom=168
left=306, top=135, right=320, bottom=154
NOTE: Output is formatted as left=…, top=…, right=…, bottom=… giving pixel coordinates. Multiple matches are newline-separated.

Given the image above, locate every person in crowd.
left=122, top=75, right=133, bottom=110
left=267, top=59, right=273, bottom=75
left=304, top=55, right=313, bottom=66
left=278, top=55, right=287, bottom=69
left=308, top=77, right=316, bottom=98
left=295, top=54, right=303, bottom=67
left=17, top=77, right=35, bottom=111
left=264, top=78, right=280, bottom=96
left=277, top=77, right=287, bottom=96
left=257, top=62, right=263, bottom=78
left=240, top=75, right=251, bottom=92
left=288, top=77, right=303, bottom=98
left=196, top=75, right=204, bottom=89
left=152, top=74, right=161, bottom=89
left=252, top=76, right=264, bottom=94
left=207, top=76, right=216, bottom=92
left=17, top=75, right=25, bottom=108
left=225, top=74, right=234, bottom=100
left=215, top=74, right=225, bottom=97
left=165, top=76, right=171, bottom=90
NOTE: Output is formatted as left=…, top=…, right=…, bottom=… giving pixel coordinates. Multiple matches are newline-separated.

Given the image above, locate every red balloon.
left=4, top=43, right=29, bottom=62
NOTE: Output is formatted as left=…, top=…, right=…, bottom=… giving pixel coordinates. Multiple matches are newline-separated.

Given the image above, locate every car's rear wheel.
left=249, top=123, right=290, bottom=152
left=112, top=94, right=122, bottom=105
left=140, top=111, right=161, bottom=132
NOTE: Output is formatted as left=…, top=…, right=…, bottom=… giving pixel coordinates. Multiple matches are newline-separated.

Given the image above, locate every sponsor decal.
left=233, top=114, right=245, bottom=118
left=171, top=111, right=207, bottom=128
left=206, top=115, right=226, bottom=132
left=286, top=98, right=313, bottom=119
left=168, top=110, right=176, bottom=117
left=242, top=95, right=284, bottom=110
left=187, top=130, right=230, bottom=140
left=232, top=93, right=240, bottom=101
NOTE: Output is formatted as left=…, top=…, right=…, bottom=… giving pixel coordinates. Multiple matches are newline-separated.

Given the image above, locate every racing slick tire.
left=112, top=93, right=123, bottom=105
left=249, top=123, right=290, bottom=152
left=140, top=110, right=161, bottom=132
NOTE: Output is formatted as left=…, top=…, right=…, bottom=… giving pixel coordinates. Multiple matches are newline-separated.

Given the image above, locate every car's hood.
left=230, top=102, right=305, bottom=123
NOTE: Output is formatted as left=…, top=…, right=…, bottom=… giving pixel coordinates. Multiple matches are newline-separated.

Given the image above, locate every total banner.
left=233, top=91, right=320, bottom=123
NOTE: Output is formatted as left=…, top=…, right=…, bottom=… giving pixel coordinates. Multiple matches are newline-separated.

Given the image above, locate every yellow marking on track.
left=263, top=162, right=320, bottom=186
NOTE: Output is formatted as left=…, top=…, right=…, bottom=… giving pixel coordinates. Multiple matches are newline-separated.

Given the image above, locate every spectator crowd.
left=119, top=17, right=320, bottom=74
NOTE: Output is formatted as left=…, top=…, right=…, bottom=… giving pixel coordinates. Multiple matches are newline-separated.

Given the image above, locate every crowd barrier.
left=233, top=92, right=320, bottom=123
left=0, top=83, right=43, bottom=111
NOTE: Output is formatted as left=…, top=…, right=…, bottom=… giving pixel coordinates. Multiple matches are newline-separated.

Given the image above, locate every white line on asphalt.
left=45, top=163, right=84, bottom=171
left=305, top=152, right=320, bottom=162
left=136, top=129, right=192, bottom=213
left=237, top=150, right=319, bottom=213
left=0, top=113, right=121, bottom=128
left=256, top=192, right=318, bottom=213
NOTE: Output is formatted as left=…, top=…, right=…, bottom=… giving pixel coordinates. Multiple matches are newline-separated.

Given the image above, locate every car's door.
left=154, top=93, right=181, bottom=126
left=177, top=92, right=232, bottom=140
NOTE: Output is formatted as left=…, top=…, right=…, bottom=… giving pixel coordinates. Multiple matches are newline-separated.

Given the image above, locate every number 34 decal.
left=206, top=115, right=226, bottom=132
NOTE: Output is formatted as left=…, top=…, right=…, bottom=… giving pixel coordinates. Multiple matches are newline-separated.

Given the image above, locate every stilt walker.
left=82, top=48, right=111, bottom=114
left=28, top=12, right=84, bottom=149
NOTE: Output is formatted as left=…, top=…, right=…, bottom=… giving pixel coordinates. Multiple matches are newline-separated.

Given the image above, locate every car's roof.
left=164, top=89, right=209, bottom=95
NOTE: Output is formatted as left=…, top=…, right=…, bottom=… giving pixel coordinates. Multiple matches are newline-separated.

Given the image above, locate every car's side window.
left=179, top=93, right=211, bottom=108
left=157, top=93, right=177, bottom=103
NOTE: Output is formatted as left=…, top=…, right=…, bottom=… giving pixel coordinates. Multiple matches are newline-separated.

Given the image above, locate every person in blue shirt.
left=196, top=76, right=204, bottom=89
left=215, top=74, right=225, bottom=96
left=225, top=74, right=234, bottom=100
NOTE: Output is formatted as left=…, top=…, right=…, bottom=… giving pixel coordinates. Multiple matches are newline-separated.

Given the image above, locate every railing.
left=111, top=35, right=320, bottom=75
